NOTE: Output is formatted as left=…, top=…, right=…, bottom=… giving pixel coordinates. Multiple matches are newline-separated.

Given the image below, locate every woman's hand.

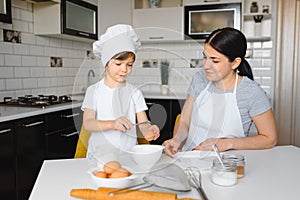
left=140, top=124, right=160, bottom=141
left=192, top=138, right=230, bottom=152
left=162, top=138, right=182, bottom=157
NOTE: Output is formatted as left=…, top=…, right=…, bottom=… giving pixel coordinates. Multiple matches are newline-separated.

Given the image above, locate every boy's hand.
left=140, top=124, right=160, bottom=141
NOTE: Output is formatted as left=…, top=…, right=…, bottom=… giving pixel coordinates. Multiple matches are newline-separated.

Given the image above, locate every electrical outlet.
left=190, top=59, right=201, bottom=68
left=142, top=59, right=158, bottom=68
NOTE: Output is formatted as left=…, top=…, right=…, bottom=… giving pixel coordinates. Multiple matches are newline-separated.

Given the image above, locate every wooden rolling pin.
left=70, top=188, right=194, bottom=200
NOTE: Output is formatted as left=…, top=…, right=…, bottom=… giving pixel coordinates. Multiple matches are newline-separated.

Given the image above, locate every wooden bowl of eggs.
left=88, top=161, right=138, bottom=188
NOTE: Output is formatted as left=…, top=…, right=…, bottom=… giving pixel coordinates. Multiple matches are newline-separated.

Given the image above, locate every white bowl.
left=129, top=144, right=164, bottom=171
left=88, top=166, right=137, bottom=188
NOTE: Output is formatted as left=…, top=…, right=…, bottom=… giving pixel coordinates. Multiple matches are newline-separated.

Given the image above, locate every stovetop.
left=0, top=95, right=74, bottom=108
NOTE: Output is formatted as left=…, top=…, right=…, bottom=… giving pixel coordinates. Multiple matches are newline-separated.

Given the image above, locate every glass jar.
left=222, top=154, right=245, bottom=178
left=211, top=159, right=237, bottom=186
left=250, top=2, right=259, bottom=13
left=262, top=5, right=269, bottom=13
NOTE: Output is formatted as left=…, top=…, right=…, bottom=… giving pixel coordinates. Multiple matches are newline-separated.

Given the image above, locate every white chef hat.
left=93, top=24, right=141, bottom=66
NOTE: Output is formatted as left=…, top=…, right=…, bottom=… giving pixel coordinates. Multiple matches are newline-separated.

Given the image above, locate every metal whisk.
left=185, top=167, right=209, bottom=200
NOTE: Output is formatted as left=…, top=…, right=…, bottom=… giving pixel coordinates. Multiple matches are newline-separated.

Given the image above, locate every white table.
left=29, top=145, right=300, bottom=200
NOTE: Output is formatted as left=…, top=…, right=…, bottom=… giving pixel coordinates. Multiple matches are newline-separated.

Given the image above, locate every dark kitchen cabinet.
left=15, top=115, right=46, bottom=200
left=0, top=121, right=16, bottom=200
left=0, top=106, right=82, bottom=200
left=145, top=98, right=185, bottom=144
left=45, top=107, right=83, bottom=159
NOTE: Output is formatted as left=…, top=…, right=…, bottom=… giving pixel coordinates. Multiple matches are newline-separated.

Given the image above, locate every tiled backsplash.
left=131, top=41, right=273, bottom=99
left=0, top=0, right=273, bottom=102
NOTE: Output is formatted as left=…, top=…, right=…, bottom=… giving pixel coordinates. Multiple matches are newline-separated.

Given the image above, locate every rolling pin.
left=70, top=188, right=194, bottom=200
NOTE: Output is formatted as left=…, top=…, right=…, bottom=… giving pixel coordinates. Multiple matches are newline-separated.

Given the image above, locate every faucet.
left=87, top=69, right=95, bottom=87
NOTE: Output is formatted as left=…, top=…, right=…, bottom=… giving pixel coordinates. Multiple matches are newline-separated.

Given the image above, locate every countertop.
left=143, top=91, right=187, bottom=100
left=0, top=101, right=83, bottom=122
left=0, top=92, right=187, bottom=123
left=29, top=145, right=300, bottom=200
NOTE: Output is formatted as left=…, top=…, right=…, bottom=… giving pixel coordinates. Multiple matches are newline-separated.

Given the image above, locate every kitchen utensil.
left=133, top=120, right=151, bottom=126
left=212, top=144, right=225, bottom=168
left=129, top=144, right=163, bottom=171
left=108, top=163, right=191, bottom=196
left=70, top=187, right=194, bottom=200
left=185, top=167, right=209, bottom=200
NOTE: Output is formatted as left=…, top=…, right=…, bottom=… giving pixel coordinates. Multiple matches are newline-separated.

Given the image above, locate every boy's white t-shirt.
left=81, top=79, right=148, bottom=155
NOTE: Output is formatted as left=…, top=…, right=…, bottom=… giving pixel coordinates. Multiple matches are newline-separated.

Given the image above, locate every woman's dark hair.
left=205, top=27, right=253, bottom=80
left=106, top=51, right=135, bottom=67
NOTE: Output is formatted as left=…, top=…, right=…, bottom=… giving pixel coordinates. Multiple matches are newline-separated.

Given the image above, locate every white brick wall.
left=0, top=0, right=98, bottom=100
left=0, top=0, right=274, bottom=102
left=131, top=40, right=273, bottom=98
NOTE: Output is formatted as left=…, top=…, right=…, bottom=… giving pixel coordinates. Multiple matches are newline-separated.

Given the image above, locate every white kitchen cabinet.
left=132, top=0, right=183, bottom=41
left=33, top=0, right=98, bottom=42
left=98, top=0, right=132, bottom=35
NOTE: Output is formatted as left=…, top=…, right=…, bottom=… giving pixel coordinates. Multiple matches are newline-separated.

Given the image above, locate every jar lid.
left=222, top=154, right=245, bottom=162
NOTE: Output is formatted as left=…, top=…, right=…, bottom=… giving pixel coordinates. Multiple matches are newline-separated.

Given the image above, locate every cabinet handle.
left=146, top=102, right=155, bottom=106
left=0, top=128, right=11, bottom=134
left=22, top=121, right=44, bottom=128
left=149, top=36, right=164, bottom=40
left=61, top=131, right=79, bottom=138
left=78, top=32, right=89, bottom=37
left=204, top=0, right=220, bottom=2
left=61, top=113, right=80, bottom=118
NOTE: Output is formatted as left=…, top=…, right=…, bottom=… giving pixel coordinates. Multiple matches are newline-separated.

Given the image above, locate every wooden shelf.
left=243, top=13, right=271, bottom=20
left=246, top=36, right=271, bottom=42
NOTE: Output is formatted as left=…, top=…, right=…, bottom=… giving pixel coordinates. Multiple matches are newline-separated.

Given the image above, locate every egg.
left=110, top=168, right=131, bottom=178
left=94, top=171, right=107, bottom=178
left=103, top=161, right=121, bottom=174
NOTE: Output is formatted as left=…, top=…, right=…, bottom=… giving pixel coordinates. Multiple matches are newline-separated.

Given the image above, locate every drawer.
left=46, top=107, right=82, bottom=132
left=45, top=127, right=79, bottom=159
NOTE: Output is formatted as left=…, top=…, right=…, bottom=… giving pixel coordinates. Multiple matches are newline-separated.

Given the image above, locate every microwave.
left=61, top=0, right=98, bottom=40
left=34, top=0, right=98, bottom=41
left=184, top=2, right=241, bottom=40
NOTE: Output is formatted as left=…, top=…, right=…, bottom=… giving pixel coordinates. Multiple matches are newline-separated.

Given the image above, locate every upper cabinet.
left=132, top=0, right=184, bottom=41
left=98, top=0, right=132, bottom=35
left=131, top=0, right=274, bottom=42
left=34, top=0, right=98, bottom=42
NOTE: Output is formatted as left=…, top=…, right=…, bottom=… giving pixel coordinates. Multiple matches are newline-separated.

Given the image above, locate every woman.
left=163, top=27, right=277, bottom=156
left=81, top=24, right=160, bottom=158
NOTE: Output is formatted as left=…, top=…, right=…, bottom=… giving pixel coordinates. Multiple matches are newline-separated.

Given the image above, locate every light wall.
left=0, top=0, right=273, bottom=103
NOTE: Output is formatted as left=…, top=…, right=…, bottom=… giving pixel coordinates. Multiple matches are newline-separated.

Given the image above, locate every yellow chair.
left=173, top=114, right=181, bottom=136
left=74, top=125, right=91, bottom=158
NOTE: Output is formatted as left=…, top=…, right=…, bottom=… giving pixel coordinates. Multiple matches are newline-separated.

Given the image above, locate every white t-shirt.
left=81, top=79, right=148, bottom=155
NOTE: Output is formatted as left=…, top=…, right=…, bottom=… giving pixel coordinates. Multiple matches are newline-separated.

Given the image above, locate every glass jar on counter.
left=222, top=154, right=245, bottom=179
left=211, top=159, right=237, bottom=186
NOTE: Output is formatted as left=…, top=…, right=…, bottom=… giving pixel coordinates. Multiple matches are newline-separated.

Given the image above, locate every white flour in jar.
left=211, top=170, right=237, bottom=186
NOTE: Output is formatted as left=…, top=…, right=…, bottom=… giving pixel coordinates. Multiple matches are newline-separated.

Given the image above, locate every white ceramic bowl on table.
left=88, top=166, right=138, bottom=188
left=129, top=144, right=164, bottom=171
